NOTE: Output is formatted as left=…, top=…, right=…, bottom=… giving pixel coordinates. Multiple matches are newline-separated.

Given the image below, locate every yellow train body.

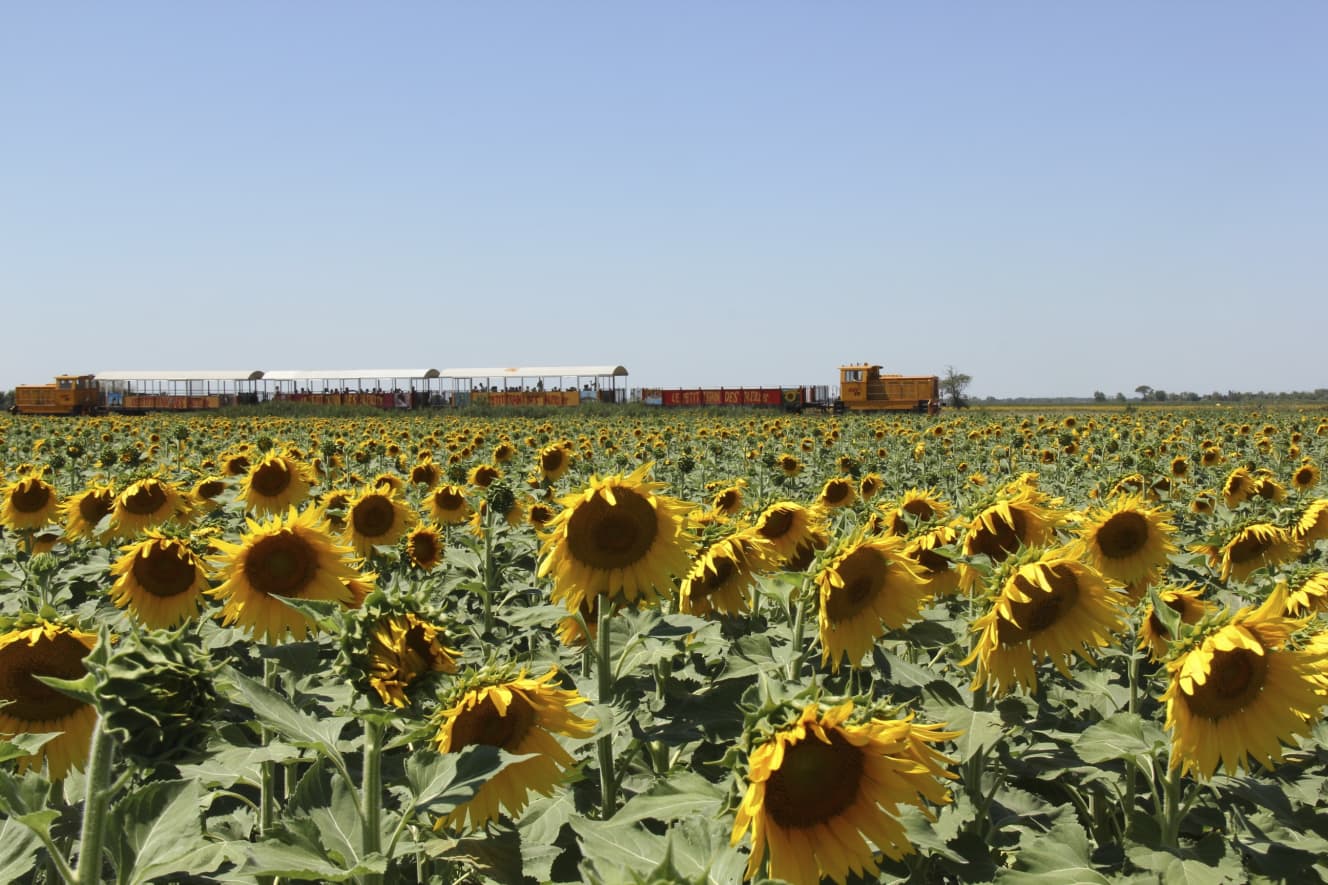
left=838, top=364, right=940, bottom=414
left=13, top=375, right=102, bottom=415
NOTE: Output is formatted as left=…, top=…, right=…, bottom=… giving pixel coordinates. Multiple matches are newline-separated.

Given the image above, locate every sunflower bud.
left=486, top=482, right=516, bottom=518
left=340, top=592, right=460, bottom=709
left=88, top=627, right=220, bottom=768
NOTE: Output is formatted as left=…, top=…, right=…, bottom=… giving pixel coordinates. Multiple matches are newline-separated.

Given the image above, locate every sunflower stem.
left=481, top=505, right=496, bottom=635
left=260, top=658, right=278, bottom=840
left=1159, top=753, right=1187, bottom=849
left=361, top=717, right=386, bottom=885
left=785, top=582, right=811, bottom=680
left=596, top=598, right=617, bottom=819
left=74, top=717, right=114, bottom=885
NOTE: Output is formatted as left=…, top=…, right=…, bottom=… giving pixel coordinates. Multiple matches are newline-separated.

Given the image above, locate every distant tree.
left=1115, top=392, right=1127, bottom=402
left=941, top=366, right=972, bottom=408
left=1153, top=389, right=1168, bottom=401
left=1093, top=391, right=1106, bottom=402
left=1135, top=385, right=1153, bottom=400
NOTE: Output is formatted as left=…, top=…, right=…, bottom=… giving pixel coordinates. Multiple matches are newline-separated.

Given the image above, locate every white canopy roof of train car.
left=437, top=366, right=628, bottom=378
left=262, top=369, right=441, bottom=381
left=95, top=370, right=266, bottom=381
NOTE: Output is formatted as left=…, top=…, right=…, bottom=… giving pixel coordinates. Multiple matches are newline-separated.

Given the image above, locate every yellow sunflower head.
left=858, top=473, right=884, bottom=501
left=209, top=507, right=360, bottom=643
left=0, top=621, right=99, bottom=779
left=751, top=502, right=825, bottom=568
left=678, top=530, right=773, bottom=618
left=710, top=483, right=746, bottom=517
left=427, top=484, right=473, bottom=526
left=1072, top=495, right=1177, bottom=586
left=108, top=532, right=212, bottom=629
left=344, top=486, right=418, bottom=556
left=1162, top=587, right=1328, bottom=778
left=1292, top=499, right=1328, bottom=547
left=815, top=477, right=857, bottom=511
left=1222, top=467, right=1257, bottom=508
left=62, top=482, right=116, bottom=542
left=1291, top=461, right=1320, bottom=494
left=241, top=451, right=313, bottom=517
left=1283, top=571, right=1328, bottom=617
left=961, top=550, right=1128, bottom=696
left=405, top=524, right=445, bottom=571
left=359, top=610, right=459, bottom=708
left=467, top=463, right=502, bottom=489
left=537, top=443, right=574, bottom=483
left=731, top=700, right=958, bottom=885
left=1138, top=585, right=1212, bottom=661
left=902, top=523, right=961, bottom=597
left=1195, top=523, right=1301, bottom=583
left=109, top=476, right=188, bottom=539
left=1, top=475, right=60, bottom=532
left=410, top=460, right=442, bottom=489
left=815, top=532, right=930, bottom=672
left=537, top=463, right=696, bottom=612
left=431, top=667, right=595, bottom=831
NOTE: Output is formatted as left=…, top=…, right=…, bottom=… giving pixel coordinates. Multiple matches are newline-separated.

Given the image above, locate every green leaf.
left=107, top=779, right=228, bottom=885
left=220, top=666, right=350, bottom=772
left=404, top=745, right=529, bottom=815
left=878, top=650, right=940, bottom=689
left=0, top=732, right=56, bottom=763
left=1074, top=712, right=1167, bottom=766
left=287, top=766, right=368, bottom=867
left=933, top=704, right=1005, bottom=762
left=236, top=838, right=387, bottom=881
left=996, top=818, right=1109, bottom=884
left=0, top=816, right=42, bottom=883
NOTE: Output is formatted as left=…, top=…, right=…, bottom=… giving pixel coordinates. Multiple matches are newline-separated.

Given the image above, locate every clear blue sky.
left=3, top=4, right=1325, bottom=399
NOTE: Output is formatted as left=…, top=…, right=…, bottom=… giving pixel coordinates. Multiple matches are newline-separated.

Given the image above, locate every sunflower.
left=109, top=477, right=188, bottom=538
left=1073, top=495, right=1177, bottom=586
left=815, top=477, right=857, bottom=511
left=710, top=483, right=745, bottom=517
left=962, top=552, right=1128, bottom=695
left=1283, top=572, right=1328, bottom=617
left=221, top=452, right=252, bottom=477
left=537, top=443, right=573, bottom=483
left=431, top=668, right=596, bottom=831
left=537, top=463, right=695, bottom=612
left=210, top=507, right=360, bottom=643
left=1190, top=491, right=1217, bottom=516
left=1, top=475, right=59, bottom=531
left=108, top=534, right=211, bottom=629
left=63, top=482, right=116, bottom=542
left=468, top=463, right=502, bottom=489
left=1222, top=467, right=1257, bottom=508
left=1193, top=523, right=1300, bottom=583
left=344, top=486, right=418, bottom=556
left=1138, top=586, right=1212, bottom=661
left=731, top=701, right=957, bottom=885
left=751, top=502, right=825, bottom=568
left=778, top=454, right=803, bottom=477
left=0, top=622, right=99, bottom=779
left=678, top=531, right=773, bottom=617
left=902, top=524, right=961, bottom=597
left=410, top=460, right=443, bottom=489
left=189, top=476, right=229, bottom=514
left=405, top=524, right=444, bottom=571
left=858, top=473, right=884, bottom=501
left=1162, top=587, right=1328, bottom=778
left=1292, top=499, right=1328, bottom=547
left=1291, top=461, right=1320, bottom=495
left=886, top=488, right=950, bottom=535
left=427, top=485, right=473, bottom=526
left=241, top=451, right=313, bottom=516
left=367, top=612, right=459, bottom=707
left=962, top=489, right=1063, bottom=563
left=373, top=472, right=407, bottom=495
left=816, top=533, right=930, bottom=672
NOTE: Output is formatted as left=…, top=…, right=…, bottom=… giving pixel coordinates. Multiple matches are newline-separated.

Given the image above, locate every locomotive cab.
left=14, top=374, right=102, bottom=415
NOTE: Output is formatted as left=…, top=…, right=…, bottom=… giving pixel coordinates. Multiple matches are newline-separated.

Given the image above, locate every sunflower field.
left=2, top=407, right=1328, bottom=884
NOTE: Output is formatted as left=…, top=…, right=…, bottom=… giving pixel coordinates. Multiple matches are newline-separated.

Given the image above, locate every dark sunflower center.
left=411, top=464, right=438, bottom=485
left=541, top=450, right=565, bottom=472
left=903, top=499, right=936, bottom=520
left=823, top=482, right=852, bottom=505
left=410, top=532, right=439, bottom=565
left=694, top=555, right=738, bottom=598
left=244, top=531, right=315, bottom=597
left=0, top=633, right=90, bottom=722
left=352, top=496, right=397, bottom=539
left=758, top=509, right=795, bottom=541
left=763, top=730, right=863, bottom=829
left=131, top=544, right=198, bottom=598
left=969, top=509, right=1028, bottom=561
left=1183, top=647, right=1268, bottom=720
left=448, top=693, right=535, bottom=751
left=79, top=491, right=114, bottom=523
left=472, top=467, right=499, bottom=488
left=1295, top=468, right=1314, bottom=487
left=196, top=480, right=226, bottom=500
left=434, top=489, right=465, bottom=512
left=251, top=461, right=292, bottom=497
left=911, top=545, right=950, bottom=576
left=1097, top=511, right=1149, bottom=559
left=824, top=549, right=885, bottom=624
left=566, top=489, right=659, bottom=569
left=123, top=483, right=167, bottom=515
left=715, top=490, right=739, bottom=512
left=1228, top=533, right=1272, bottom=564
left=11, top=482, right=52, bottom=514
left=1000, top=565, right=1081, bottom=643
left=225, top=456, right=251, bottom=476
